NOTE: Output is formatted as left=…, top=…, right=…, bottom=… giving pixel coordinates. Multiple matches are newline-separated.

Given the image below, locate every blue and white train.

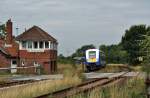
left=85, top=49, right=106, bottom=71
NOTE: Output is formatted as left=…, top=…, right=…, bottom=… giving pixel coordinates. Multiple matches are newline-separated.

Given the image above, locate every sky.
left=1, top=0, right=150, bottom=56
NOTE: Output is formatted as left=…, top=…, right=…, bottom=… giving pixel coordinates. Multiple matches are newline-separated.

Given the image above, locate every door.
left=11, top=60, right=17, bottom=73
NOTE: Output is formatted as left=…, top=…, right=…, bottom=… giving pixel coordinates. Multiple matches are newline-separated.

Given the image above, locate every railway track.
left=0, top=74, right=63, bottom=89
left=0, top=79, right=43, bottom=89
left=35, top=72, right=128, bottom=98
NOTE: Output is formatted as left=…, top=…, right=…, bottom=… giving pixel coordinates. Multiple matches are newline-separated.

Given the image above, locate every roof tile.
left=16, top=26, right=57, bottom=43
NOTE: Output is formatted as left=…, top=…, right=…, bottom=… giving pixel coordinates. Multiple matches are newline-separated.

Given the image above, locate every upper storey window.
left=20, top=41, right=57, bottom=51
left=39, top=41, right=44, bottom=49
left=28, top=41, right=32, bottom=49
left=34, top=41, right=38, bottom=49
left=22, top=41, right=27, bottom=49
left=45, top=41, right=49, bottom=48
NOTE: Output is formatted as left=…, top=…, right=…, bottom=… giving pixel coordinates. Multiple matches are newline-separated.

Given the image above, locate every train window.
left=89, top=51, right=96, bottom=58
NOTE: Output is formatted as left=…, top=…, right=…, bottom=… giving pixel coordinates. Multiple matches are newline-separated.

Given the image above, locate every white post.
left=19, top=42, right=22, bottom=50
left=43, top=41, right=45, bottom=49
left=27, top=41, right=28, bottom=49
left=37, top=41, right=39, bottom=50
left=49, top=41, right=51, bottom=49
left=32, top=41, right=33, bottom=50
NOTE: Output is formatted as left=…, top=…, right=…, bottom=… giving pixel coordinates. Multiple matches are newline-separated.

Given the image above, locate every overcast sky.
left=1, top=0, right=150, bottom=56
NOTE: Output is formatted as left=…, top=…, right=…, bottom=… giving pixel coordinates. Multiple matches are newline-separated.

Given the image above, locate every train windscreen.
left=89, top=51, right=96, bottom=59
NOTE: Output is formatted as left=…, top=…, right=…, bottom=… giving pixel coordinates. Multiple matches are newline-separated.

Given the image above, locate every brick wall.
left=0, top=52, right=10, bottom=67
left=18, top=50, right=57, bottom=74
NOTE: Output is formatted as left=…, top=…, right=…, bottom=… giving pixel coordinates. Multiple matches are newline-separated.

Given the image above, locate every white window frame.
left=49, top=41, right=51, bottom=49
left=19, top=41, right=52, bottom=52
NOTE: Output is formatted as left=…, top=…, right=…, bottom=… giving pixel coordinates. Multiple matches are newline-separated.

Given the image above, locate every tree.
left=100, top=44, right=128, bottom=64
left=0, top=24, right=6, bottom=38
left=121, top=25, right=148, bottom=65
left=141, top=30, right=150, bottom=62
left=57, top=54, right=72, bottom=64
left=71, top=44, right=95, bottom=58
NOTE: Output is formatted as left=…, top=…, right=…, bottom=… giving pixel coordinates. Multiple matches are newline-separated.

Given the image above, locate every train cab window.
left=89, top=51, right=96, bottom=58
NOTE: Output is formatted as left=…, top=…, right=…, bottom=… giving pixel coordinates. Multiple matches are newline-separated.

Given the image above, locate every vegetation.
left=97, top=64, right=132, bottom=72
left=121, top=25, right=150, bottom=65
left=69, top=78, right=145, bottom=98
left=0, top=64, right=82, bottom=98
left=71, top=44, right=95, bottom=58
left=58, top=24, right=150, bottom=67
left=99, top=44, right=128, bottom=64
left=58, top=54, right=74, bottom=64
left=0, top=24, right=6, bottom=38
left=0, top=64, right=145, bottom=98
left=0, top=77, right=81, bottom=98
left=58, top=44, right=95, bottom=64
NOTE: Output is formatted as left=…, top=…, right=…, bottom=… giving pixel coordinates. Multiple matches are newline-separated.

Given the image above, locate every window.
left=39, top=41, right=43, bottom=49
left=12, top=60, right=17, bottom=65
left=55, top=44, right=57, bottom=50
left=89, top=51, right=96, bottom=59
left=33, top=41, right=38, bottom=49
left=53, top=43, right=57, bottom=50
left=53, top=44, right=55, bottom=50
left=28, top=41, right=32, bottom=49
left=22, top=41, right=26, bottom=49
left=51, top=43, right=53, bottom=49
left=45, top=41, right=49, bottom=48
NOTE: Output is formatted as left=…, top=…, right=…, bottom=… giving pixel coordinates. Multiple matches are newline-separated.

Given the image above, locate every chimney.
left=6, top=19, right=13, bottom=44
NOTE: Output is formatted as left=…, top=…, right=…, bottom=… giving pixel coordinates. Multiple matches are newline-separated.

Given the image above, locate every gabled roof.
left=16, top=26, right=57, bottom=43
left=0, top=46, right=9, bottom=56
left=0, top=39, right=19, bottom=57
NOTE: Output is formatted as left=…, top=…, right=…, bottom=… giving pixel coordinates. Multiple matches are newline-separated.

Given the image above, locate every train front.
left=85, top=49, right=100, bottom=71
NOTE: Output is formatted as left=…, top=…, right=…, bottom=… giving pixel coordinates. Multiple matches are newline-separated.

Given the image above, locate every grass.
left=0, top=76, right=81, bottom=98
left=57, top=63, right=83, bottom=78
left=0, top=63, right=146, bottom=98
left=69, top=78, right=145, bottom=98
left=0, top=63, right=82, bottom=98
left=97, top=64, right=132, bottom=73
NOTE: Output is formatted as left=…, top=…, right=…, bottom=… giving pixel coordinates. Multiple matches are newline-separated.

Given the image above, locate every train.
left=85, top=49, right=106, bottom=71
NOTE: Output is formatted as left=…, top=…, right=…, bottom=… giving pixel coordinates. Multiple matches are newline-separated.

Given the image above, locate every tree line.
left=58, top=24, right=150, bottom=65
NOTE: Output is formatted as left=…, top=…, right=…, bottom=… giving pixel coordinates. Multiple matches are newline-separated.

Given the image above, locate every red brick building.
left=0, top=19, right=58, bottom=74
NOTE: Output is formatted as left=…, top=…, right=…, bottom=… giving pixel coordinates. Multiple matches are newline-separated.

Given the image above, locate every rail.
left=35, top=72, right=128, bottom=98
